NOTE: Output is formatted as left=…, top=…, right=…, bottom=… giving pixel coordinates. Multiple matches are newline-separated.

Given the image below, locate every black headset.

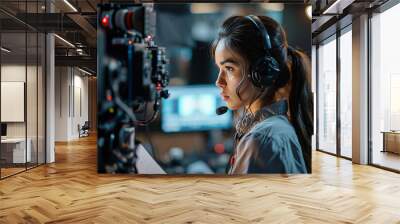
left=245, top=15, right=280, bottom=89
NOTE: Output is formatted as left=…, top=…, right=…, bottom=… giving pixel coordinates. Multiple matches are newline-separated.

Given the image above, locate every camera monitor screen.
left=161, top=85, right=232, bottom=133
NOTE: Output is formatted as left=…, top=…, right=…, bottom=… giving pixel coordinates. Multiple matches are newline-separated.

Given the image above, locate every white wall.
left=1, top=65, right=39, bottom=138
left=1, top=65, right=26, bottom=81
left=55, top=66, right=69, bottom=141
left=72, top=72, right=89, bottom=138
left=55, top=67, right=89, bottom=141
left=1, top=65, right=26, bottom=139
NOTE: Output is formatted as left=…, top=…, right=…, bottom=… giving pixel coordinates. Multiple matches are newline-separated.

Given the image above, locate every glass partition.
left=0, top=0, right=46, bottom=179
left=1, top=30, right=27, bottom=177
left=317, top=36, right=337, bottom=155
left=371, top=3, right=400, bottom=171
left=27, top=31, right=38, bottom=169
left=38, top=31, right=45, bottom=165
left=339, top=28, right=352, bottom=158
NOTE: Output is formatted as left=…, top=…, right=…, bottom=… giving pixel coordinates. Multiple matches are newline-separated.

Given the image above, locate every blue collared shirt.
left=228, top=100, right=307, bottom=174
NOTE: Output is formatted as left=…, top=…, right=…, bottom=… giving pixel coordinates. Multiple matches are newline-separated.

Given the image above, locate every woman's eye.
left=225, top=66, right=234, bottom=72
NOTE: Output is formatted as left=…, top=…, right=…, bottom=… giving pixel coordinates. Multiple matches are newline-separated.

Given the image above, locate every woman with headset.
left=212, top=15, right=313, bottom=174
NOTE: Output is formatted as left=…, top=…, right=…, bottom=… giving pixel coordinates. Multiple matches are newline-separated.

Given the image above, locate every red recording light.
left=214, top=143, right=225, bottom=154
left=101, top=15, right=110, bottom=28
left=106, top=94, right=112, bottom=101
left=156, top=83, right=162, bottom=91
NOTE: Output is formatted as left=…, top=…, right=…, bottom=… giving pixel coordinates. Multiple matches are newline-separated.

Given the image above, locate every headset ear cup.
left=250, top=58, right=264, bottom=88
left=250, top=56, right=280, bottom=88
left=266, top=56, right=280, bottom=83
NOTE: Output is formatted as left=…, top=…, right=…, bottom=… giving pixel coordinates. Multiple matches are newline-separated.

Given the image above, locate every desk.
left=1, top=138, right=31, bottom=163
left=381, top=131, right=400, bottom=154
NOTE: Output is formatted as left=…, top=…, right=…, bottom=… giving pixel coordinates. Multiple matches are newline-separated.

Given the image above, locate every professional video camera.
left=97, top=3, right=169, bottom=174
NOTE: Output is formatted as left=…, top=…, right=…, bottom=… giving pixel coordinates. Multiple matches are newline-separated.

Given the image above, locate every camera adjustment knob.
left=160, top=90, right=170, bottom=99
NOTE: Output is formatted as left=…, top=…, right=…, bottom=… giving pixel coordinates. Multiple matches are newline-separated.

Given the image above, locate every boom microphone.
left=216, top=106, right=228, bottom=115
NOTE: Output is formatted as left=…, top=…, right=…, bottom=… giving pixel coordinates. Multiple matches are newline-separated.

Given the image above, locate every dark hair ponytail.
left=287, top=47, right=313, bottom=173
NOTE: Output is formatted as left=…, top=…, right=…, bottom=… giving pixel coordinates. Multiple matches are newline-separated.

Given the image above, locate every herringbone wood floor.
left=1, top=135, right=400, bottom=223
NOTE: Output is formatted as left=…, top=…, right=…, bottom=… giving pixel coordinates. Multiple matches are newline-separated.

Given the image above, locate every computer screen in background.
left=161, top=85, right=232, bottom=133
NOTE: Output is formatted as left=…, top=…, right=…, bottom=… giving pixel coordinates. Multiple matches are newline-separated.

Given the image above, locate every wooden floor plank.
left=0, top=135, right=400, bottom=223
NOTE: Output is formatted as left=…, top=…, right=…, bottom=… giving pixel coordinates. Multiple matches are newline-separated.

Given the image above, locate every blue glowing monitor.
left=161, top=85, right=232, bottom=132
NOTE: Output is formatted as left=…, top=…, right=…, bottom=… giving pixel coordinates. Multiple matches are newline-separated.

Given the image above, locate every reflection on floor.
left=0, top=163, right=41, bottom=178
left=373, top=151, right=400, bottom=171
left=0, top=167, right=25, bottom=177
left=341, top=147, right=352, bottom=159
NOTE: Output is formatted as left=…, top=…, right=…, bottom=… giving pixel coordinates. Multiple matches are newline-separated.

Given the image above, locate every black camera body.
left=97, top=3, right=169, bottom=173
left=98, top=3, right=169, bottom=107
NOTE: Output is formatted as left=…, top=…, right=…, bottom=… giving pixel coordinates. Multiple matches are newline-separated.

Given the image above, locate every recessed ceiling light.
left=322, top=0, right=349, bottom=15
left=78, top=67, right=92, bottom=76
left=1, top=47, right=11, bottom=53
left=63, top=0, right=78, bottom=12
left=306, top=5, right=312, bottom=20
left=54, top=34, right=75, bottom=48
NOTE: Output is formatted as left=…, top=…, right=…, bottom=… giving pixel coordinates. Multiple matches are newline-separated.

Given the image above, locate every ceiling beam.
left=55, top=55, right=96, bottom=71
